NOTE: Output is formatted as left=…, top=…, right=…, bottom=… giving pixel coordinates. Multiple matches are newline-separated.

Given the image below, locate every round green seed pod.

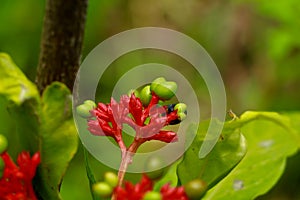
left=140, top=85, right=152, bottom=106
left=145, top=156, right=165, bottom=180
left=104, top=171, right=118, bottom=188
left=76, top=100, right=96, bottom=118
left=76, top=104, right=92, bottom=118
left=150, top=78, right=177, bottom=100
left=184, top=179, right=207, bottom=200
left=150, top=77, right=166, bottom=89
left=0, top=135, right=8, bottom=154
left=174, top=103, right=187, bottom=113
left=92, top=182, right=113, bottom=198
left=178, top=112, right=187, bottom=121
left=84, top=100, right=96, bottom=108
left=143, top=191, right=162, bottom=200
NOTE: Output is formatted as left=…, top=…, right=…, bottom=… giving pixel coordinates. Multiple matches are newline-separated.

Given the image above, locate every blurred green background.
left=0, top=0, right=299, bottom=199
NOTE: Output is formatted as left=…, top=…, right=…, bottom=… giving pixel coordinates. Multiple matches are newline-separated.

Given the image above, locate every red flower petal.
left=0, top=151, right=40, bottom=200
left=146, top=131, right=178, bottom=143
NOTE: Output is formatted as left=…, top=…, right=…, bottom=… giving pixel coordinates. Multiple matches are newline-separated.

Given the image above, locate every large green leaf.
left=202, top=111, right=298, bottom=200
left=0, top=54, right=78, bottom=199
left=36, top=82, right=78, bottom=199
left=178, top=120, right=247, bottom=188
left=0, top=53, right=39, bottom=105
left=0, top=53, right=40, bottom=153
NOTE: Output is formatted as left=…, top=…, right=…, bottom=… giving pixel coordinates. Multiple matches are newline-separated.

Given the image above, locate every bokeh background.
left=0, top=0, right=299, bottom=199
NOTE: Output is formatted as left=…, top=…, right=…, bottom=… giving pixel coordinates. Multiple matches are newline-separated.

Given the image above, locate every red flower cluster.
left=0, top=151, right=40, bottom=200
left=114, top=175, right=188, bottom=200
left=88, top=92, right=180, bottom=149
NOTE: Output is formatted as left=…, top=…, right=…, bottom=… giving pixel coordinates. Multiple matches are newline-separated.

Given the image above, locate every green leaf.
left=0, top=53, right=40, bottom=152
left=7, top=98, right=40, bottom=153
left=178, top=120, right=247, bottom=188
left=36, top=82, right=78, bottom=199
left=202, top=111, right=298, bottom=200
left=0, top=53, right=39, bottom=105
left=284, top=112, right=300, bottom=145
left=153, top=158, right=182, bottom=191
left=0, top=54, right=78, bottom=199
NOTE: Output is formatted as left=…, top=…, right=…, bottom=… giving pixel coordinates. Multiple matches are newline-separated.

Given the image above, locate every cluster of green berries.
left=92, top=171, right=119, bottom=198
left=131, top=77, right=187, bottom=122
left=137, top=77, right=178, bottom=106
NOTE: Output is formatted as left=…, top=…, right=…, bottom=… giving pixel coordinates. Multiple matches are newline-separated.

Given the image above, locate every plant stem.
left=36, top=0, right=88, bottom=93
left=117, top=139, right=142, bottom=186
left=112, top=139, right=143, bottom=200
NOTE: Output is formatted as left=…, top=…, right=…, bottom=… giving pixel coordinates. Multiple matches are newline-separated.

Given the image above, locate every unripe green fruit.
left=151, top=77, right=166, bottom=88
left=178, top=112, right=187, bottom=121
left=184, top=179, right=207, bottom=200
left=0, top=135, right=8, bottom=154
left=92, top=182, right=113, bottom=198
left=150, top=77, right=177, bottom=100
left=140, top=85, right=152, bottom=106
left=145, top=156, right=165, bottom=180
left=84, top=100, right=96, bottom=108
left=76, top=104, right=91, bottom=118
left=143, top=191, right=162, bottom=200
left=104, top=171, right=118, bottom=188
left=76, top=100, right=96, bottom=118
left=174, top=103, right=187, bottom=114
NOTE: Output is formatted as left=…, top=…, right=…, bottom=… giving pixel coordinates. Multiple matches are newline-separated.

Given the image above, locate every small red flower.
left=88, top=96, right=131, bottom=149
left=113, top=175, right=188, bottom=200
left=114, top=175, right=153, bottom=200
left=87, top=92, right=181, bottom=148
left=160, top=184, right=188, bottom=200
left=0, top=151, right=40, bottom=200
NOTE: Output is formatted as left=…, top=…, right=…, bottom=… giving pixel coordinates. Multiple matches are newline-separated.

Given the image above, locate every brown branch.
left=36, top=0, right=88, bottom=93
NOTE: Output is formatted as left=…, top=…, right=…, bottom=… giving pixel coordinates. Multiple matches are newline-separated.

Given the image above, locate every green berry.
left=184, top=179, right=207, bottom=200
left=178, top=112, right=187, bottom=121
left=150, top=77, right=177, bottom=100
left=140, top=85, right=152, bottom=106
left=84, top=100, right=96, bottom=108
left=143, top=191, right=162, bottom=200
left=0, top=135, right=8, bottom=154
left=104, top=171, right=118, bottom=188
left=145, top=156, right=165, bottom=180
left=174, top=103, right=187, bottom=121
left=76, top=104, right=91, bottom=118
left=150, top=77, right=166, bottom=89
left=76, top=100, right=96, bottom=118
left=92, top=182, right=113, bottom=198
left=174, top=103, right=187, bottom=113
